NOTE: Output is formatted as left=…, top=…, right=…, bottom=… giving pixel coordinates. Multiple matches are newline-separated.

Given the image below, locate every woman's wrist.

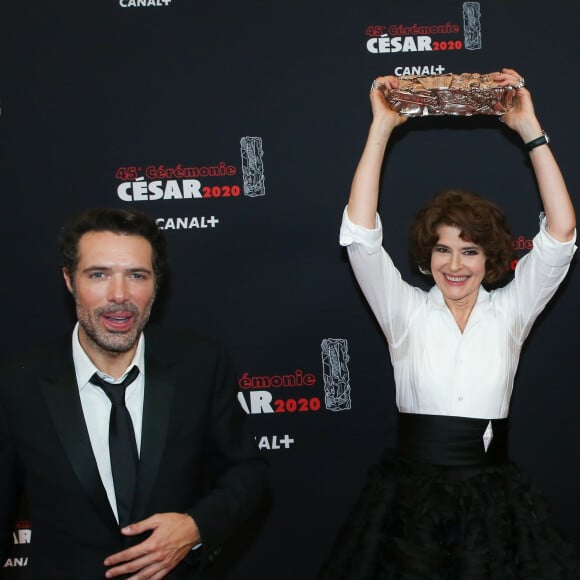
left=369, top=116, right=397, bottom=139
left=515, top=118, right=543, bottom=143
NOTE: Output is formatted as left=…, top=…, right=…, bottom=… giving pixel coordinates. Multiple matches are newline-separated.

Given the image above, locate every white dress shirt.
left=72, top=323, right=145, bottom=523
left=340, top=208, right=576, bottom=419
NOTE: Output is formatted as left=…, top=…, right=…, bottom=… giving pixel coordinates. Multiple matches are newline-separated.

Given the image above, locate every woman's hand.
left=494, top=68, right=543, bottom=142
left=369, top=75, right=408, bottom=132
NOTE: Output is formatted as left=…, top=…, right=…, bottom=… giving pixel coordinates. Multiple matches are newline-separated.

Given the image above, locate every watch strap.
left=526, top=131, right=550, bottom=151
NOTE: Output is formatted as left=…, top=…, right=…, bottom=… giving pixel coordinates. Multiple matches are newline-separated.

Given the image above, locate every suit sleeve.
left=185, top=344, right=268, bottom=558
left=0, top=395, right=20, bottom=563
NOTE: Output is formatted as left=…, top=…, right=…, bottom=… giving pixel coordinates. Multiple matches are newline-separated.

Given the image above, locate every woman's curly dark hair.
left=410, top=189, right=515, bottom=284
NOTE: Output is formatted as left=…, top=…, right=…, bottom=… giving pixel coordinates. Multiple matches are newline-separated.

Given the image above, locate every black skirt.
left=319, top=414, right=580, bottom=580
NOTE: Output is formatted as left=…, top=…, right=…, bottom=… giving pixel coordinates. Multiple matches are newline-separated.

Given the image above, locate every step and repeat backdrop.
left=1, top=1, right=579, bottom=578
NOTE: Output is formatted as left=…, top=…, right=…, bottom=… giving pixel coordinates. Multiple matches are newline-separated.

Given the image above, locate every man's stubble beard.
left=77, top=302, right=153, bottom=356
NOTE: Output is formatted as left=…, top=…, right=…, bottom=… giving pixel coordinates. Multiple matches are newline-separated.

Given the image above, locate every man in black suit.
left=0, top=208, right=267, bottom=579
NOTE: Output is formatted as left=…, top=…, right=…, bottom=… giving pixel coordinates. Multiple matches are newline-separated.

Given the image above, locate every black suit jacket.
left=0, top=328, right=267, bottom=579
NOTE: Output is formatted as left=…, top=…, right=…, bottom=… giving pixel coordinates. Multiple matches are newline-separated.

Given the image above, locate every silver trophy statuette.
left=382, top=72, right=515, bottom=117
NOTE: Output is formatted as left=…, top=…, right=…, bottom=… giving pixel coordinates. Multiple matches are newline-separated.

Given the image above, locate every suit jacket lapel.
left=132, top=352, right=176, bottom=520
left=40, top=347, right=118, bottom=529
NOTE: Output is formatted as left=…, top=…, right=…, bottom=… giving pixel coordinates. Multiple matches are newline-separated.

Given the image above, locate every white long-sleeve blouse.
left=340, top=208, right=576, bottom=419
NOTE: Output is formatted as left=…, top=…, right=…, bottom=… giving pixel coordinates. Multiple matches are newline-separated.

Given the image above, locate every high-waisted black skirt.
left=319, top=413, right=580, bottom=580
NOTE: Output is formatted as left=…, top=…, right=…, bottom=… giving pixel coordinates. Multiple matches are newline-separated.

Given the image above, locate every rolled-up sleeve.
left=500, top=214, right=577, bottom=344
left=339, top=207, right=383, bottom=255
left=534, top=213, right=577, bottom=266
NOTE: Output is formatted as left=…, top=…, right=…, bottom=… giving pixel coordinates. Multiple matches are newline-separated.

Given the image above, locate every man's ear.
left=62, top=267, right=74, bottom=294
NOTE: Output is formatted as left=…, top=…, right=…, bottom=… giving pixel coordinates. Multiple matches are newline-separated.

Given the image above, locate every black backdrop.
left=1, top=1, right=579, bottom=578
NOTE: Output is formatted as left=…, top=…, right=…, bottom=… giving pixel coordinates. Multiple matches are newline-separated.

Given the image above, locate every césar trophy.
left=379, top=72, right=516, bottom=117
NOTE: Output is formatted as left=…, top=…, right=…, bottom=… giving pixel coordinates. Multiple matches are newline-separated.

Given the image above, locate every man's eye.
left=89, top=272, right=105, bottom=279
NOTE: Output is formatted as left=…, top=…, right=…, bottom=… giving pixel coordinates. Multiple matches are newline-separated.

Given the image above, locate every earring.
left=418, top=266, right=431, bottom=276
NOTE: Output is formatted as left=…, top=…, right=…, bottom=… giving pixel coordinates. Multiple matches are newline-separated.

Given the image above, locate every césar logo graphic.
left=365, top=2, right=482, bottom=54
left=115, top=162, right=240, bottom=202
left=237, top=370, right=320, bottom=416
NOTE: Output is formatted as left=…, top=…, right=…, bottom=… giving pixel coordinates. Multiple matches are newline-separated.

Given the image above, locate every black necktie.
left=89, top=365, right=140, bottom=527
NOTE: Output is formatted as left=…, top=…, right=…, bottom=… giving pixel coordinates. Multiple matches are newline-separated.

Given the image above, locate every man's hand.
left=104, top=512, right=201, bottom=579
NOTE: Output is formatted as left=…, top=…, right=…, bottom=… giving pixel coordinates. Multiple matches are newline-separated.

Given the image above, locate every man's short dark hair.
left=59, top=208, right=168, bottom=287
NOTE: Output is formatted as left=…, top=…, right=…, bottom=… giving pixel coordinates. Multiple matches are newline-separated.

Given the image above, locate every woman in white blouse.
left=320, top=69, right=579, bottom=579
